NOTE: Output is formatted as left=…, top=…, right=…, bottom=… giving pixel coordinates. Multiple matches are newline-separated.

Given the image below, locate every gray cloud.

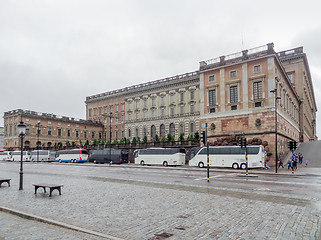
left=1, top=0, right=321, bottom=137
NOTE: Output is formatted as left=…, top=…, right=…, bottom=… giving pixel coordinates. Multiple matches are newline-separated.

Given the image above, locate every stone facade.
left=198, top=43, right=318, bottom=164
left=278, top=47, right=317, bottom=141
left=85, top=93, right=125, bottom=142
left=86, top=71, right=201, bottom=142
left=3, top=43, right=315, bottom=163
left=85, top=43, right=317, bottom=165
left=0, top=127, right=4, bottom=150
left=124, top=72, right=200, bottom=141
left=3, top=109, right=103, bottom=150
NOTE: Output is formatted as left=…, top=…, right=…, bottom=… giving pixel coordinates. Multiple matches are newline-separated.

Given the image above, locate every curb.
left=0, top=206, right=124, bottom=240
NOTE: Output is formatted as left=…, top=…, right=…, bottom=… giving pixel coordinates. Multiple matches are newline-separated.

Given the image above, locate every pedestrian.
left=264, top=159, right=270, bottom=170
left=278, top=158, right=284, bottom=168
left=293, top=158, right=297, bottom=170
left=298, top=153, right=303, bottom=164
left=305, top=159, right=309, bottom=167
left=287, top=159, right=292, bottom=169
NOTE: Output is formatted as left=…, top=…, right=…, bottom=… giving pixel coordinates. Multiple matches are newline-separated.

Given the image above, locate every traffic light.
left=288, top=140, right=297, bottom=151
left=201, top=131, right=207, bottom=144
left=239, top=137, right=247, bottom=148
left=293, top=141, right=297, bottom=150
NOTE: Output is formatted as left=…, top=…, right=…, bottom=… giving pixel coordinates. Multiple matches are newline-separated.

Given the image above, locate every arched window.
left=169, top=123, right=175, bottom=138
left=160, top=124, right=165, bottom=137
left=128, top=129, right=131, bottom=138
left=190, top=122, right=194, bottom=134
left=180, top=123, right=184, bottom=134
left=143, top=127, right=147, bottom=137
left=136, top=128, right=139, bottom=138
left=151, top=125, right=156, bottom=139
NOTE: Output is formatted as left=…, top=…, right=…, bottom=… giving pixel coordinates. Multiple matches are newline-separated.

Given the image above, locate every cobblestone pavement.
left=0, top=211, right=101, bottom=240
left=0, top=162, right=320, bottom=240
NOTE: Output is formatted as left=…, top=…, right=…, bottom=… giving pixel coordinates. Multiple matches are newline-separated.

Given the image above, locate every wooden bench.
left=0, top=179, right=11, bottom=187
left=33, top=184, right=63, bottom=197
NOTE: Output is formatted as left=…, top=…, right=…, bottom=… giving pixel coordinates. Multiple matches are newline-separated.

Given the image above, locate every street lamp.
left=101, top=113, right=113, bottom=162
left=270, top=88, right=281, bottom=173
left=17, top=121, right=26, bottom=190
left=101, top=113, right=113, bottom=144
left=37, top=121, right=40, bottom=162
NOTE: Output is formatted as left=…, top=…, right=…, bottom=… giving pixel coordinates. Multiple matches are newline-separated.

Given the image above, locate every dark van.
left=89, top=149, right=128, bottom=164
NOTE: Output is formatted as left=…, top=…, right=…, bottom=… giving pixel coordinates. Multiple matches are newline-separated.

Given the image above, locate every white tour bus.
left=189, top=145, right=265, bottom=169
left=10, top=151, right=31, bottom=162
left=134, top=148, right=186, bottom=167
left=0, top=151, right=12, bottom=161
left=55, top=149, right=89, bottom=163
left=30, top=150, right=56, bottom=162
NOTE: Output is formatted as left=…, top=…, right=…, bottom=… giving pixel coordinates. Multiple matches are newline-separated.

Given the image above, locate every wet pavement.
left=0, top=162, right=320, bottom=239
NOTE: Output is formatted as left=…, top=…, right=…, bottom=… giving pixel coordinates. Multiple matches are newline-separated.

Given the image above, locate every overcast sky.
left=1, top=0, right=321, bottom=137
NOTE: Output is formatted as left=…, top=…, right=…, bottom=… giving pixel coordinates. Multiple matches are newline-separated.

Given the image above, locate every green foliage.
left=178, top=133, right=185, bottom=142
left=93, top=139, right=99, bottom=146
left=119, top=138, right=125, bottom=144
left=161, top=136, right=167, bottom=143
left=194, top=131, right=200, bottom=141
left=143, top=135, right=148, bottom=143
left=167, top=133, right=174, bottom=142
left=187, top=134, right=194, bottom=141
left=154, top=134, right=160, bottom=143
left=85, top=140, right=90, bottom=146
left=112, top=140, right=118, bottom=144
left=65, top=141, right=71, bottom=147
left=132, top=137, right=137, bottom=144
left=72, top=142, right=76, bottom=147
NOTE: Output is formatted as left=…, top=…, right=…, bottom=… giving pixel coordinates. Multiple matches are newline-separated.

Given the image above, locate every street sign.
left=292, top=153, right=296, bottom=159
left=201, top=123, right=207, bottom=128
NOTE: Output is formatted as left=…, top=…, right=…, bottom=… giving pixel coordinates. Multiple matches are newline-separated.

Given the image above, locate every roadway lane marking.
left=194, top=173, right=236, bottom=181
left=241, top=178, right=321, bottom=187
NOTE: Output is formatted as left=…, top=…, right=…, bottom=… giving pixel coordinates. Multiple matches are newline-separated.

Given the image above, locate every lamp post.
left=37, top=121, right=40, bottom=162
left=270, top=88, right=281, bottom=173
left=101, top=113, right=113, bottom=144
left=17, top=121, right=26, bottom=190
left=101, top=113, right=113, bottom=161
left=109, top=113, right=112, bottom=145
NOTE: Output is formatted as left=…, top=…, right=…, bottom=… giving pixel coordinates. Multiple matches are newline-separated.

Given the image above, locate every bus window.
left=219, top=148, right=230, bottom=154
left=247, top=147, right=260, bottom=155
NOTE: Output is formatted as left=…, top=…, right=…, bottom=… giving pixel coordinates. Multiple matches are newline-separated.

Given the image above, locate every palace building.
left=3, top=109, right=103, bottom=150
left=85, top=43, right=317, bottom=160
left=3, top=43, right=317, bottom=163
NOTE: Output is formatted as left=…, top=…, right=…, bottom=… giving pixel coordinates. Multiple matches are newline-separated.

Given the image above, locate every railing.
left=86, top=71, right=199, bottom=101
left=4, top=109, right=100, bottom=125
left=201, top=43, right=273, bottom=70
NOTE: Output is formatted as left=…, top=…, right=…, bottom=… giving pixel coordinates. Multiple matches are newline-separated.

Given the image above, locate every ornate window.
left=151, top=125, right=156, bottom=139
left=209, top=89, right=216, bottom=106
left=169, top=123, right=175, bottom=138
left=160, top=124, right=165, bottom=137
left=229, top=85, right=238, bottom=103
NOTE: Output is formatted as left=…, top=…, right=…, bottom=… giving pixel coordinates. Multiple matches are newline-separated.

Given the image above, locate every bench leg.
left=35, top=186, right=47, bottom=195
left=0, top=181, right=9, bottom=187
left=49, top=187, right=62, bottom=197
